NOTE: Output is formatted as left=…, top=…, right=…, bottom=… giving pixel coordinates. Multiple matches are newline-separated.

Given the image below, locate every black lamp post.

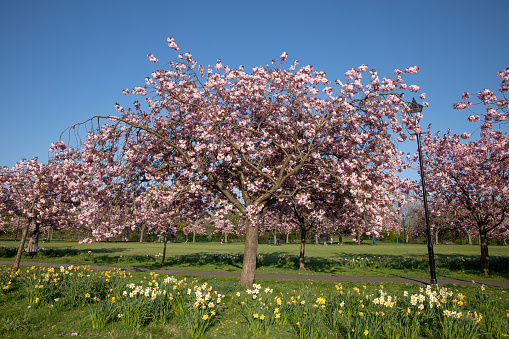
left=408, top=98, right=437, bottom=286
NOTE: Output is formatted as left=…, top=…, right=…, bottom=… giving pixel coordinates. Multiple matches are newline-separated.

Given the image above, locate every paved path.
left=2, top=261, right=508, bottom=287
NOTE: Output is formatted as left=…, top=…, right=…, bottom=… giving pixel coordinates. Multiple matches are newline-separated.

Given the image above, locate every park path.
left=1, top=260, right=508, bottom=287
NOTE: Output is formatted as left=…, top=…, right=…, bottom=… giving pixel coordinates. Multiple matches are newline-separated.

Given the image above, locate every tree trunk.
left=299, top=228, right=306, bottom=271
left=467, top=231, right=472, bottom=246
left=286, top=233, right=289, bottom=244
left=435, top=229, right=439, bottom=245
left=14, top=216, right=20, bottom=241
left=314, top=233, right=319, bottom=245
left=139, top=225, right=145, bottom=243
left=405, top=232, right=409, bottom=243
left=239, top=222, right=259, bottom=287
left=224, top=232, right=228, bottom=244
left=161, top=234, right=168, bottom=266
left=13, top=218, right=31, bottom=274
left=479, top=228, right=489, bottom=276
left=192, top=231, right=196, bottom=243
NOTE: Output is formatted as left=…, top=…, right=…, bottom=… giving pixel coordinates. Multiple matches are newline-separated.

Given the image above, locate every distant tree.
left=423, top=67, right=509, bottom=275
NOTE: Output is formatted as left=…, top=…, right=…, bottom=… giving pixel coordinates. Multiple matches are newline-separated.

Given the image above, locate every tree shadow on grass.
left=328, top=252, right=509, bottom=280
left=87, top=251, right=509, bottom=279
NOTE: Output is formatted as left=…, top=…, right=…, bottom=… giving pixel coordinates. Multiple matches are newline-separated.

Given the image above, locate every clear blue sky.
left=1, top=0, right=508, bottom=182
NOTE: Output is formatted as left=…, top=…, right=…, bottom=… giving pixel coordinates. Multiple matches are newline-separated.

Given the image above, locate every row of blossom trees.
left=1, top=38, right=507, bottom=283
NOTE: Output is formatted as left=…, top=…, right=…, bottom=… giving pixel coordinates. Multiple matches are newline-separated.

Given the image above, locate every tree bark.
left=239, top=222, right=259, bottom=287
left=14, top=216, right=20, bottom=241
left=161, top=234, right=168, bottom=266
left=139, top=225, right=145, bottom=243
left=479, top=228, right=489, bottom=275
left=192, top=231, right=196, bottom=243
left=435, top=229, right=439, bottom=245
left=299, top=228, right=307, bottom=271
left=286, top=233, right=289, bottom=244
left=13, top=218, right=31, bottom=274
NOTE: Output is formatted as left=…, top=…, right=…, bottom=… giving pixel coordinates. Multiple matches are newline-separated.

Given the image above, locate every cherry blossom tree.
left=423, top=67, right=509, bottom=275
left=423, top=128, right=508, bottom=275
left=65, top=38, right=423, bottom=286
left=212, top=217, right=236, bottom=244
left=0, top=142, right=84, bottom=272
left=183, top=218, right=208, bottom=243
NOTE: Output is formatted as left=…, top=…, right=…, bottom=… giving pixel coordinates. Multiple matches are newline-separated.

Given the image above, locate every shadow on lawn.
left=3, top=243, right=507, bottom=279
left=327, top=252, right=509, bottom=279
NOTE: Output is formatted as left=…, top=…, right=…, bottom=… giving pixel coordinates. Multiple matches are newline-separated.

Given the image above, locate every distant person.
left=339, top=235, right=343, bottom=245
left=372, top=236, right=376, bottom=245
left=220, top=235, right=224, bottom=244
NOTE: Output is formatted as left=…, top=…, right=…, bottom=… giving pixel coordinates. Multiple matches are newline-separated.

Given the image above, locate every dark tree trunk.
left=161, top=234, right=168, bottom=266
left=13, top=218, right=31, bottom=274
left=299, top=227, right=307, bottom=271
left=239, top=222, right=259, bottom=287
left=14, top=216, right=20, bottom=241
left=479, top=228, right=489, bottom=275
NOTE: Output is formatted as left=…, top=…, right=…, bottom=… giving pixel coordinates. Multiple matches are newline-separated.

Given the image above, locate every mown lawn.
left=1, top=239, right=508, bottom=281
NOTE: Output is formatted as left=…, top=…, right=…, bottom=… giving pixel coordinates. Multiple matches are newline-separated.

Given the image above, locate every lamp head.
left=408, top=97, right=423, bottom=121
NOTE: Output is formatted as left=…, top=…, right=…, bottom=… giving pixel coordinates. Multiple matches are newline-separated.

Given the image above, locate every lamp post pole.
left=409, top=98, right=437, bottom=286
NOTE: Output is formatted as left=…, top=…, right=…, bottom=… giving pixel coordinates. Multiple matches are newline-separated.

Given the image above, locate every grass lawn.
left=1, top=239, right=508, bottom=281
left=1, top=263, right=508, bottom=338
left=1, top=239, right=508, bottom=338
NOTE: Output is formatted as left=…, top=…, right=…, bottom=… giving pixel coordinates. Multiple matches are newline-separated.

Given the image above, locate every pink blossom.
left=404, top=66, right=420, bottom=74
left=147, top=54, right=158, bottom=63
left=280, top=52, right=288, bottom=62
left=409, top=85, right=420, bottom=92
left=453, top=102, right=471, bottom=109
left=358, top=64, right=368, bottom=72
left=167, top=37, right=179, bottom=51
left=462, top=92, right=470, bottom=99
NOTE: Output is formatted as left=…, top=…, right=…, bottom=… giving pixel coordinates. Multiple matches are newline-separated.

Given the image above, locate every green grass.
left=1, top=264, right=508, bottom=338
left=1, top=239, right=508, bottom=281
